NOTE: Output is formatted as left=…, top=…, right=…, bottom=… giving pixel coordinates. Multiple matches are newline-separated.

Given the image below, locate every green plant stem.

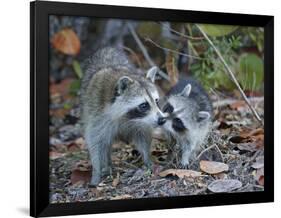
left=196, top=24, right=263, bottom=126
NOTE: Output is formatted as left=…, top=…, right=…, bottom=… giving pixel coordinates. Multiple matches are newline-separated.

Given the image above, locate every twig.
left=189, top=144, right=219, bottom=168
left=213, top=97, right=264, bottom=108
left=159, top=22, right=204, bottom=40
left=195, top=144, right=216, bottom=160
left=196, top=24, right=264, bottom=126
left=127, top=23, right=170, bottom=81
left=122, top=46, right=143, bottom=68
left=122, top=161, right=139, bottom=169
left=145, top=37, right=204, bottom=60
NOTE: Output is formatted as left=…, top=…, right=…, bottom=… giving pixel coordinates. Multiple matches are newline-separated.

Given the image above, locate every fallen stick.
left=213, top=97, right=264, bottom=108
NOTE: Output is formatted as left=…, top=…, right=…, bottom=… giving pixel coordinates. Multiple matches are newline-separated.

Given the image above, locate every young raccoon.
left=160, top=79, right=213, bottom=167
left=80, top=47, right=166, bottom=186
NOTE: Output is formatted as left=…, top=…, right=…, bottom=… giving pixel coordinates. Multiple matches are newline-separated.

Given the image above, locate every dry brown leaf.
left=255, top=167, right=264, bottom=186
left=75, top=160, right=92, bottom=171
left=112, top=172, right=120, bottom=187
left=165, top=52, right=179, bottom=86
left=50, top=78, right=74, bottom=95
left=111, top=194, right=133, bottom=200
left=208, top=179, right=242, bottom=193
left=229, top=101, right=246, bottom=110
left=251, top=156, right=264, bottom=169
left=229, top=128, right=264, bottom=150
left=200, top=160, right=229, bottom=174
left=75, top=137, right=86, bottom=149
left=49, top=151, right=65, bottom=160
left=51, top=28, right=81, bottom=55
left=67, top=143, right=81, bottom=152
left=70, top=169, right=91, bottom=185
left=159, top=169, right=201, bottom=179
left=237, top=143, right=259, bottom=152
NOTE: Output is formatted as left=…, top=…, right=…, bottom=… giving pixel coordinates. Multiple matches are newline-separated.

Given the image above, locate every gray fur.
left=161, top=79, right=213, bottom=167
left=80, top=47, right=164, bottom=186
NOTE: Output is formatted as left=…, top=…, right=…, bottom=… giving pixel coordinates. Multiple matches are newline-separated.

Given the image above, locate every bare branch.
left=159, top=22, right=204, bottom=40
left=145, top=37, right=204, bottom=60
left=213, top=97, right=264, bottom=108
left=127, top=23, right=170, bottom=81
left=196, top=24, right=264, bottom=126
left=122, top=45, right=142, bottom=68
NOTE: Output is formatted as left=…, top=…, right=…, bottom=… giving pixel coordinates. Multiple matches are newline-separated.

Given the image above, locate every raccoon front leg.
left=87, top=142, right=102, bottom=186
left=101, top=144, right=112, bottom=177
left=133, top=137, right=153, bottom=168
left=180, top=143, right=192, bottom=168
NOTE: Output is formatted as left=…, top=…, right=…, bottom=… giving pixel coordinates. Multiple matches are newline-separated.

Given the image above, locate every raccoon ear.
left=197, top=111, right=211, bottom=122
left=146, top=66, right=158, bottom=83
left=180, top=84, right=192, bottom=97
left=116, top=76, right=134, bottom=95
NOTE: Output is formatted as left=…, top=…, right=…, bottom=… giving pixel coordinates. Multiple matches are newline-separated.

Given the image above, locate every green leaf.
left=137, top=22, right=161, bottom=40
left=72, top=60, right=83, bottom=79
left=69, top=80, right=81, bottom=96
left=198, top=24, right=238, bottom=37
left=237, top=53, right=264, bottom=91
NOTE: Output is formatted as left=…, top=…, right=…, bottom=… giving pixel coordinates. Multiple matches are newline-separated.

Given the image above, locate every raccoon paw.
left=101, top=167, right=112, bottom=177
left=89, top=175, right=101, bottom=187
left=178, top=161, right=190, bottom=169
left=144, top=159, right=154, bottom=170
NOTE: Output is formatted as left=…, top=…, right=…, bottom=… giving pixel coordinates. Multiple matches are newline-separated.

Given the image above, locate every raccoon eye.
left=155, top=98, right=160, bottom=107
left=172, top=118, right=186, bottom=132
left=163, top=103, right=174, bottom=113
left=138, top=102, right=150, bottom=112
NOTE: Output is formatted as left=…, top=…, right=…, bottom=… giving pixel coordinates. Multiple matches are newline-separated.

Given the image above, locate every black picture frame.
left=30, top=1, right=274, bottom=217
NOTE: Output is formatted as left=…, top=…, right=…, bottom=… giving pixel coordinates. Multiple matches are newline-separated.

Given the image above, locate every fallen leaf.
left=70, top=169, right=91, bottom=185
left=241, top=128, right=264, bottom=141
left=159, top=169, right=201, bottom=179
left=75, top=160, right=92, bottom=171
left=237, top=143, right=259, bottom=152
left=75, top=137, right=86, bottom=149
left=50, top=79, right=71, bottom=95
left=200, top=160, right=229, bottom=174
left=255, top=167, right=264, bottom=186
left=49, top=151, right=65, bottom=160
left=208, top=179, right=242, bottom=193
left=251, top=156, right=264, bottom=169
left=112, top=172, right=120, bottom=187
left=67, top=143, right=81, bottom=152
left=51, top=28, right=81, bottom=55
left=217, top=121, right=232, bottom=129
left=229, top=135, right=248, bottom=143
left=229, top=128, right=264, bottom=150
left=111, top=194, right=133, bottom=200
left=229, top=101, right=246, bottom=110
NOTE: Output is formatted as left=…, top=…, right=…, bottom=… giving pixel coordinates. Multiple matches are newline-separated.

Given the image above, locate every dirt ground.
left=49, top=91, right=264, bottom=203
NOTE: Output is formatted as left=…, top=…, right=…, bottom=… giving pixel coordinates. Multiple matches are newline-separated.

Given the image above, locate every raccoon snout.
left=157, top=117, right=166, bottom=125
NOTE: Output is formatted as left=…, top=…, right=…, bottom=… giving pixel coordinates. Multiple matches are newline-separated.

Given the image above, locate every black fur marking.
left=172, top=118, right=186, bottom=132
left=163, top=103, right=174, bottom=114
left=138, top=102, right=150, bottom=112
left=111, top=86, right=120, bottom=103
left=127, top=107, right=148, bottom=119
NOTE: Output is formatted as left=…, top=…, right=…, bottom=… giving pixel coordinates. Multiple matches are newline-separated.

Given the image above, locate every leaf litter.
left=49, top=76, right=265, bottom=203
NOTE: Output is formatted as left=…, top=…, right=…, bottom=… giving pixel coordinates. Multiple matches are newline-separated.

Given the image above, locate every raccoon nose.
left=158, top=117, right=166, bottom=125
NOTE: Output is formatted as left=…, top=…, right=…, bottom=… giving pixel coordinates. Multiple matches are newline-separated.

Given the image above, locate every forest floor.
left=49, top=78, right=264, bottom=203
